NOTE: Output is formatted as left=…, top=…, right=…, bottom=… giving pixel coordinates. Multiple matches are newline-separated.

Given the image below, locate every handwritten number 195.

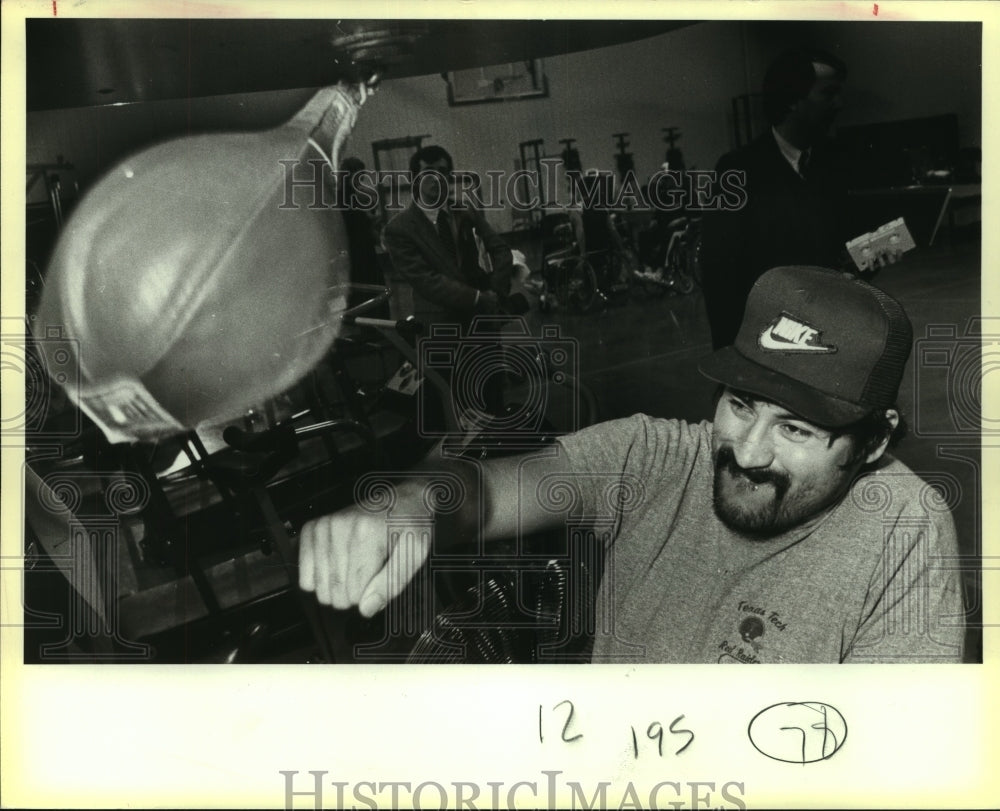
left=538, top=700, right=583, bottom=744
left=631, top=715, right=695, bottom=758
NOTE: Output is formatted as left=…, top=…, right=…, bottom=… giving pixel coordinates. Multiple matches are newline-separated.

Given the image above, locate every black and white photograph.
left=2, top=1, right=995, bottom=808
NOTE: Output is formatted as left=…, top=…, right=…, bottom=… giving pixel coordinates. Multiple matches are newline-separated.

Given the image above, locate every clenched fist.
left=298, top=506, right=432, bottom=617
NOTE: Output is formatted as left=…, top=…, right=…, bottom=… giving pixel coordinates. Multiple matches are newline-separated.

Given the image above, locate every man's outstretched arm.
left=298, top=447, right=570, bottom=616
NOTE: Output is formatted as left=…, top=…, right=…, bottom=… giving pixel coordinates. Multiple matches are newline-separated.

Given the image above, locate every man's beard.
left=712, top=445, right=793, bottom=537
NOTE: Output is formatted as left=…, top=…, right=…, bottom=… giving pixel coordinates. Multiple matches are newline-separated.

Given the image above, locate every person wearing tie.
left=383, top=145, right=515, bottom=328
left=700, top=49, right=851, bottom=349
left=383, top=145, right=518, bottom=427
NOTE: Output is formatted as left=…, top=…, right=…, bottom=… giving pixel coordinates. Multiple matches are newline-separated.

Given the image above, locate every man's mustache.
left=715, top=446, right=790, bottom=492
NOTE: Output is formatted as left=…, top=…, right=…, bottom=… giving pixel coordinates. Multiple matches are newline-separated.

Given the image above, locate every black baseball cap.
left=698, top=266, right=913, bottom=428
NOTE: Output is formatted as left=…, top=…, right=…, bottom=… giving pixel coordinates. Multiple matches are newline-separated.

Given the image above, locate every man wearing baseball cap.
left=299, top=266, right=965, bottom=663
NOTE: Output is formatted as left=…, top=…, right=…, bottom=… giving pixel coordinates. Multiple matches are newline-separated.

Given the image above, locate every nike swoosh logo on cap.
left=758, top=314, right=836, bottom=352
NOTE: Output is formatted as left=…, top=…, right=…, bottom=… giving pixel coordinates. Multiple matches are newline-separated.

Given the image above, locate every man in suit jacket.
left=700, top=49, right=850, bottom=349
left=383, top=145, right=515, bottom=328
left=383, top=146, right=520, bottom=427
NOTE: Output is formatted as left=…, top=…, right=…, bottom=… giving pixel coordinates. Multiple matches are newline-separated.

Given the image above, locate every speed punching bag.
left=36, top=80, right=375, bottom=443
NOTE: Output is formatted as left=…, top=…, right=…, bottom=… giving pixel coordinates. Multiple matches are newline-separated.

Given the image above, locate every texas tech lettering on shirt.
left=758, top=313, right=837, bottom=353
left=718, top=600, right=790, bottom=663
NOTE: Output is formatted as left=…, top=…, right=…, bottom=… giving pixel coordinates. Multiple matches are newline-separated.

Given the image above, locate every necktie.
left=437, top=211, right=457, bottom=264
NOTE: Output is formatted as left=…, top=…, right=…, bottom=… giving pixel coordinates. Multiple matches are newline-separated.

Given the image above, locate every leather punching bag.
left=36, top=80, right=375, bottom=443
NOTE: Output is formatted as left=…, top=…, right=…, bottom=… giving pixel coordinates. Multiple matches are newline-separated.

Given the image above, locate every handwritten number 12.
left=538, top=703, right=694, bottom=756
left=539, top=700, right=584, bottom=744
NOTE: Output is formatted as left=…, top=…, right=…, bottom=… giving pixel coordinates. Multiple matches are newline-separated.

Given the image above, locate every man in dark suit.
left=383, top=146, right=520, bottom=428
left=383, top=145, right=515, bottom=327
left=700, top=49, right=850, bottom=349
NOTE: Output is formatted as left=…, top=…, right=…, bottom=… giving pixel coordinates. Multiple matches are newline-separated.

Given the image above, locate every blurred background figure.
left=700, top=48, right=849, bottom=349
